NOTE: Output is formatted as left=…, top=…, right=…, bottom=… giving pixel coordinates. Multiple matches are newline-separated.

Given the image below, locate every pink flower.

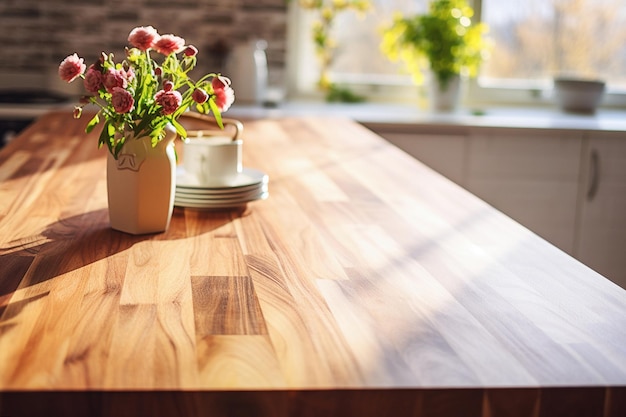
left=128, top=26, right=159, bottom=51
left=212, top=76, right=235, bottom=112
left=103, top=69, right=129, bottom=93
left=123, top=67, right=135, bottom=84
left=162, top=80, right=174, bottom=92
left=192, top=88, right=208, bottom=104
left=111, top=87, right=134, bottom=113
left=154, top=34, right=186, bottom=56
left=155, top=89, right=182, bottom=115
left=83, top=64, right=104, bottom=93
left=184, top=45, right=198, bottom=57
left=58, top=53, right=86, bottom=83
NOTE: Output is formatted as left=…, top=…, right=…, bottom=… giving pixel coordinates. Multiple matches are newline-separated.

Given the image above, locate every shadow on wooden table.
left=0, top=205, right=248, bottom=315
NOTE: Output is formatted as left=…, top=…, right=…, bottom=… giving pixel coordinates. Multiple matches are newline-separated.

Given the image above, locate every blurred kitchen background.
left=0, top=0, right=288, bottom=144
left=0, top=0, right=288, bottom=88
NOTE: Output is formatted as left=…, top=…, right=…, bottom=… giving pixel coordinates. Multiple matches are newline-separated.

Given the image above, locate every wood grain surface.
left=1, top=111, right=626, bottom=417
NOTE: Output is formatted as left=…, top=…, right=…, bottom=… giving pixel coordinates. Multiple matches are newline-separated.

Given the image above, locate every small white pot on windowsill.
left=429, top=74, right=462, bottom=112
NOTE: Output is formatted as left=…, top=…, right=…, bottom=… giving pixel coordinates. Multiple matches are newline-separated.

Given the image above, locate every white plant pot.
left=106, top=127, right=177, bottom=235
left=430, top=74, right=461, bottom=112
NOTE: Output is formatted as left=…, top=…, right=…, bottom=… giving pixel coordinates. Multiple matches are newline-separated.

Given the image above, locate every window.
left=475, top=0, right=626, bottom=106
left=287, top=0, right=428, bottom=101
left=288, top=0, right=626, bottom=107
left=481, top=0, right=626, bottom=87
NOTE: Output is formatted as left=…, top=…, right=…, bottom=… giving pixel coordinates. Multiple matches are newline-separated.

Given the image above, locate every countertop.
left=226, top=101, right=626, bottom=133
left=1, top=112, right=626, bottom=417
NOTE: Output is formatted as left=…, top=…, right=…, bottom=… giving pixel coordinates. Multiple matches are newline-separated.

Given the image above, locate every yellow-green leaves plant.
left=294, top=0, right=370, bottom=91
left=381, top=0, right=490, bottom=88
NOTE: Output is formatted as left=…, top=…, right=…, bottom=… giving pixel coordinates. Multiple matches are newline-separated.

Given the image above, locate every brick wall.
left=0, top=0, right=287, bottom=91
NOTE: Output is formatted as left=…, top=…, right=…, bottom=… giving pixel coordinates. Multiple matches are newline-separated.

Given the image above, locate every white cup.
left=183, top=136, right=243, bottom=186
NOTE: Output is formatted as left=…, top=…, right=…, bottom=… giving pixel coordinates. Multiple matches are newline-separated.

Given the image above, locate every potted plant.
left=381, top=0, right=489, bottom=111
left=58, top=26, right=235, bottom=234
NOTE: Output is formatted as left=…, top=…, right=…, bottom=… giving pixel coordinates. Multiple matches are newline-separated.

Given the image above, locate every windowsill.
left=227, top=101, right=626, bottom=134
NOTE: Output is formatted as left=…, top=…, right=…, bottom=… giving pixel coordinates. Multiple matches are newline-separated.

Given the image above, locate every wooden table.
left=1, top=111, right=625, bottom=417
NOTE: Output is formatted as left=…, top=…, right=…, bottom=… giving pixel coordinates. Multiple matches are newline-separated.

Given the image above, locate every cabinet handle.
left=587, top=149, right=600, bottom=201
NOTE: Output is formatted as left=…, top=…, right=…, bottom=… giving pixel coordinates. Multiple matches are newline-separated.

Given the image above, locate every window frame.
left=286, top=0, right=626, bottom=109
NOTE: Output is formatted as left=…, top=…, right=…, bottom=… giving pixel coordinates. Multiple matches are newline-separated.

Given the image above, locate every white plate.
left=174, top=190, right=267, bottom=204
left=175, top=184, right=268, bottom=201
left=175, top=182, right=267, bottom=198
left=175, top=190, right=266, bottom=205
left=176, top=166, right=268, bottom=191
left=177, top=181, right=264, bottom=195
left=174, top=192, right=269, bottom=209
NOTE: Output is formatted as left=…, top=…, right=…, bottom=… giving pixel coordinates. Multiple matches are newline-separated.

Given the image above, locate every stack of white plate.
left=174, top=166, right=269, bottom=209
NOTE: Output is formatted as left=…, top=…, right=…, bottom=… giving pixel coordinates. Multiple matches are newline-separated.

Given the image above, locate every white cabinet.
left=465, top=130, right=583, bottom=255
left=575, top=132, right=626, bottom=287
left=379, top=129, right=584, bottom=255
left=382, top=133, right=467, bottom=186
left=375, top=125, right=626, bottom=288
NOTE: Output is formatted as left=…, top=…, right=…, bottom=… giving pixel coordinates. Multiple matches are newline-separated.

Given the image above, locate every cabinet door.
left=466, top=131, right=583, bottom=255
left=380, top=133, right=467, bottom=186
left=576, top=133, right=626, bottom=288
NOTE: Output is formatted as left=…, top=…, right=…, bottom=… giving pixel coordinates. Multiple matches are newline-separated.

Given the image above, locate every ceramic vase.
left=106, top=126, right=177, bottom=235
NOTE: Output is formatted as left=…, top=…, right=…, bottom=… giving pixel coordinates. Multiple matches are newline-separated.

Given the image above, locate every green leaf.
left=85, top=114, right=100, bottom=133
left=98, top=121, right=116, bottom=155
left=98, top=121, right=110, bottom=147
left=107, top=122, right=116, bottom=139
left=208, top=98, right=224, bottom=129
left=171, top=118, right=187, bottom=139
left=198, top=101, right=210, bottom=114
left=114, top=141, right=124, bottom=159
left=135, top=116, right=152, bottom=136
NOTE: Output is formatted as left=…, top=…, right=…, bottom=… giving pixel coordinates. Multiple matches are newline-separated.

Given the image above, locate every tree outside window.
left=481, top=0, right=626, bottom=88
left=291, top=0, right=626, bottom=101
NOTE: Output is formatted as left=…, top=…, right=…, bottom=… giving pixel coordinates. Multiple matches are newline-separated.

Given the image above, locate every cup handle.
left=223, top=118, right=243, bottom=141
left=180, top=112, right=243, bottom=142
